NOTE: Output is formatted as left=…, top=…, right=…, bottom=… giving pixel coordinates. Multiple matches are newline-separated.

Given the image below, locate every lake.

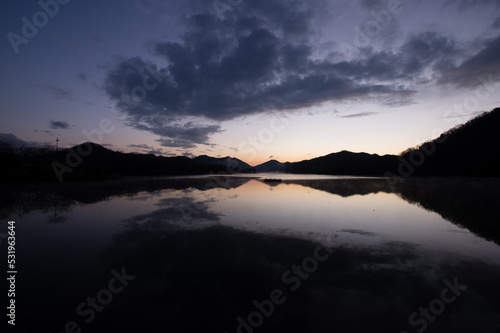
left=2, top=175, right=500, bottom=332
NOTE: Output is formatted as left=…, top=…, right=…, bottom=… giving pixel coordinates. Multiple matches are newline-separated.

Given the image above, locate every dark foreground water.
left=1, top=175, right=500, bottom=332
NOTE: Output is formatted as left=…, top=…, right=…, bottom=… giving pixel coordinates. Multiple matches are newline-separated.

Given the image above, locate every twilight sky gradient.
left=1, top=0, right=500, bottom=165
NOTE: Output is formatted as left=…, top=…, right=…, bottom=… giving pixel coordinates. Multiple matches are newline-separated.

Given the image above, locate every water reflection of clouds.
left=126, top=196, right=222, bottom=229
left=7, top=177, right=500, bottom=332
left=191, top=179, right=500, bottom=267
left=4, top=177, right=500, bottom=263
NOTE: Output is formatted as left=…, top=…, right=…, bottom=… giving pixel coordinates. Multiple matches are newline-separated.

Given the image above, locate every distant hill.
left=193, top=155, right=254, bottom=172
left=254, top=159, right=288, bottom=172
left=400, top=107, right=500, bottom=176
left=1, top=107, right=499, bottom=182
left=0, top=143, right=227, bottom=182
left=286, top=151, right=399, bottom=176
left=259, top=107, right=500, bottom=177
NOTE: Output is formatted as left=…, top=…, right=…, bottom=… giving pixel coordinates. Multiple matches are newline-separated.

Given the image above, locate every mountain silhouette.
left=1, top=107, right=499, bottom=182
left=0, top=143, right=226, bottom=182
left=286, top=150, right=399, bottom=176
left=193, top=155, right=254, bottom=172
left=398, top=107, right=500, bottom=176
left=257, top=107, right=500, bottom=177
left=254, top=159, right=288, bottom=172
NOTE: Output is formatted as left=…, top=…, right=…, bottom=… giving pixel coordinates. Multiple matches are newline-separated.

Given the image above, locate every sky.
left=1, top=0, right=500, bottom=166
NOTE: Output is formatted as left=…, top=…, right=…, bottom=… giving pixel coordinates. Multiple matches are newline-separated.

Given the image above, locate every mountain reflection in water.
left=2, top=176, right=500, bottom=333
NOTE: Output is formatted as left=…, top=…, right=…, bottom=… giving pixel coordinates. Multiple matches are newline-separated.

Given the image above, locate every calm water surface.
left=3, top=175, right=500, bottom=332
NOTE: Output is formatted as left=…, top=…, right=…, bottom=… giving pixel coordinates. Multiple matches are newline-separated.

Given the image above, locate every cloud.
left=357, top=0, right=386, bottom=12
left=92, top=34, right=106, bottom=45
left=127, top=143, right=152, bottom=149
left=134, top=0, right=172, bottom=14
left=438, top=34, right=500, bottom=88
left=103, top=0, right=500, bottom=147
left=77, top=73, right=88, bottom=82
left=493, top=17, right=500, bottom=29
left=399, top=31, right=460, bottom=75
left=0, top=133, right=29, bottom=146
left=340, top=112, right=377, bottom=118
left=104, top=0, right=415, bottom=147
left=127, top=143, right=160, bottom=154
left=35, top=129, right=53, bottom=135
left=105, top=12, right=403, bottom=123
left=444, top=0, right=500, bottom=9
left=49, top=120, right=72, bottom=130
left=129, top=119, right=222, bottom=149
left=147, top=149, right=164, bottom=155
left=0, top=133, right=49, bottom=147
left=127, top=143, right=166, bottom=155
left=42, top=85, right=76, bottom=101
left=440, top=110, right=484, bottom=118
left=182, top=151, right=195, bottom=158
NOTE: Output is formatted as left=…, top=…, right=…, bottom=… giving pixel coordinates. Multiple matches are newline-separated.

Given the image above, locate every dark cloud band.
left=103, top=0, right=500, bottom=148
